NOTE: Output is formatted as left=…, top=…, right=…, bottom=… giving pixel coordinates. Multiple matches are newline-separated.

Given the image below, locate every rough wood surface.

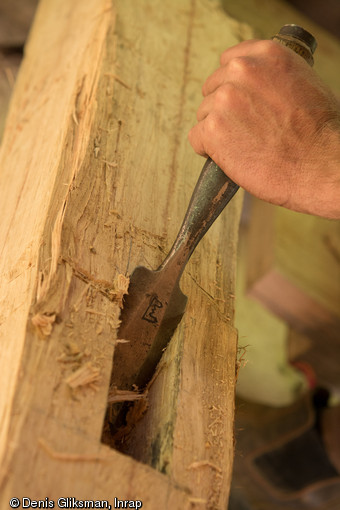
left=0, top=0, right=245, bottom=508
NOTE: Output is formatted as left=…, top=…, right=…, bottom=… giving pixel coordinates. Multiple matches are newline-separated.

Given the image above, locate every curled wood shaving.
left=65, top=362, right=100, bottom=389
left=31, top=313, right=56, bottom=338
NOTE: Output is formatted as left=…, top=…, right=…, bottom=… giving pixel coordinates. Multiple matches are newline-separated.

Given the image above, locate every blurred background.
left=1, top=0, right=340, bottom=508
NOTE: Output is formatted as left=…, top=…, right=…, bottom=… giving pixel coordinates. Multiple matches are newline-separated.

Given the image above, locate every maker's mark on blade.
left=141, top=294, right=164, bottom=324
left=113, top=265, right=188, bottom=390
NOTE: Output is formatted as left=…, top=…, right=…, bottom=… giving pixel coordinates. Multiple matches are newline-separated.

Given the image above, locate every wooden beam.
left=0, top=50, right=21, bottom=138
left=0, top=0, right=245, bottom=507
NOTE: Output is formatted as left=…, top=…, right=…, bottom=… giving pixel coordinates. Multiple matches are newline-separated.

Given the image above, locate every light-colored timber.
left=0, top=0, right=246, bottom=508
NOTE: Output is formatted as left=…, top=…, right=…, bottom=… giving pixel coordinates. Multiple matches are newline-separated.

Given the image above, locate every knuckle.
left=256, top=39, right=285, bottom=57
left=215, top=84, right=239, bottom=109
left=205, top=114, right=218, bottom=135
left=227, top=56, right=253, bottom=79
left=205, top=113, right=224, bottom=136
left=215, top=85, right=229, bottom=107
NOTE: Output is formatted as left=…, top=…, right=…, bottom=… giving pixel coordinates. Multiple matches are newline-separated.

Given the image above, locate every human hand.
left=188, top=40, right=340, bottom=218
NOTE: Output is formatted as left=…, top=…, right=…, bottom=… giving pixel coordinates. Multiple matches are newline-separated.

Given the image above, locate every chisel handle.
left=160, top=25, right=317, bottom=275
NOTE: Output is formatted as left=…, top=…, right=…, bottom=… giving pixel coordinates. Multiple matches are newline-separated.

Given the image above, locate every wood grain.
left=0, top=0, right=245, bottom=508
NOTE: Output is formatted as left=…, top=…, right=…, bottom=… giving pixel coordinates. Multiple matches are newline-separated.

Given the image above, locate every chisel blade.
left=112, top=265, right=187, bottom=391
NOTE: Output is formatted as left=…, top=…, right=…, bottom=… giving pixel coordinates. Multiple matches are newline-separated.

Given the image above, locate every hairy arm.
left=188, top=40, right=340, bottom=219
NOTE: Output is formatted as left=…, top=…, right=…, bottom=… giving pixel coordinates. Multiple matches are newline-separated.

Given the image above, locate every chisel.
left=110, top=25, right=317, bottom=406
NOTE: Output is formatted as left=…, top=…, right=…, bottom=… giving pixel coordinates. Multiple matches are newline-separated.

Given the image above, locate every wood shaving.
left=62, top=258, right=129, bottom=305
left=187, top=460, right=222, bottom=474
left=85, top=308, right=106, bottom=316
left=104, top=72, right=131, bottom=89
left=36, top=204, right=66, bottom=303
left=102, top=160, right=118, bottom=168
left=108, top=388, right=146, bottom=403
left=187, top=497, right=207, bottom=505
left=113, top=393, right=149, bottom=442
left=65, top=340, right=81, bottom=355
left=115, top=273, right=129, bottom=308
left=57, top=353, right=83, bottom=364
left=65, top=362, right=100, bottom=389
left=31, top=313, right=56, bottom=338
left=57, top=342, right=90, bottom=364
